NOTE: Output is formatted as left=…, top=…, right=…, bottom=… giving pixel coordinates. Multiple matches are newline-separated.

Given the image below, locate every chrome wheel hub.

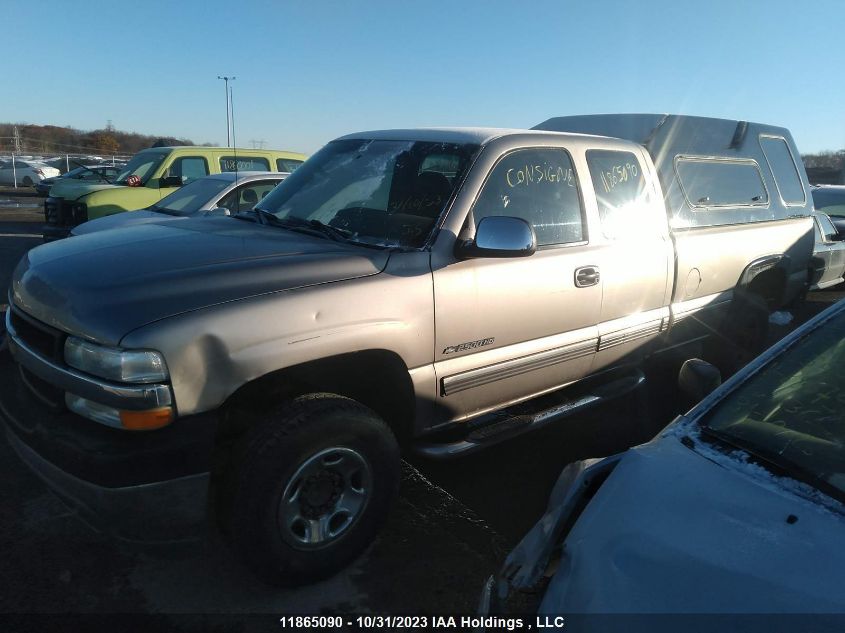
left=278, top=447, right=371, bottom=548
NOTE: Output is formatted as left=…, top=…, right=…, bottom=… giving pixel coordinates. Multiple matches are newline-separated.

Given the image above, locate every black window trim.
left=674, top=155, right=771, bottom=210
left=759, top=134, right=807, bottom=207
left=469, top=145, right=589, bottom=250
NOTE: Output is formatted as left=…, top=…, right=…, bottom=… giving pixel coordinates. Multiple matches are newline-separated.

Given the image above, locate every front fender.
left=119, top=253, right=435, bottom=416
left=83, top=186, right=162, bottom=219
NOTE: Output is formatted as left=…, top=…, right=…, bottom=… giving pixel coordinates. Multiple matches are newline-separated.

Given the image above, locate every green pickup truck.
left=43, top=145, right=306, bottom=239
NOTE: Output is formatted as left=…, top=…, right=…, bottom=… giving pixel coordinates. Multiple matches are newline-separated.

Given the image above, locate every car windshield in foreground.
left=150, top=177, right=231, bottom=215
left=255, top=138, right=479, bottom=248
left=114, top=152, right=167, bottom=186
left=699, top=306, right=845, bottom=502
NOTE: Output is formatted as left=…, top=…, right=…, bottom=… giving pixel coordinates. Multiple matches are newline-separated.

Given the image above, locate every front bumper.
left=0, top=340, right=218, bottom=542
left=480, top=455, right=622, bottom=614
left=6, top=427, right=210, bottom=543
left=43, top=196, right=86, bottom=241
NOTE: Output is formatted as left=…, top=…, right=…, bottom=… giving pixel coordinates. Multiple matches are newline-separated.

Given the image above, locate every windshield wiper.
left=698, top=425, right=845, bottom=504
left=253, top=209, right=353, bottom=242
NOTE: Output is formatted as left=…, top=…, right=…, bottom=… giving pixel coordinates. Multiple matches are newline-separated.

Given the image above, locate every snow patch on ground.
left=769, top=311, right=794, bottom=326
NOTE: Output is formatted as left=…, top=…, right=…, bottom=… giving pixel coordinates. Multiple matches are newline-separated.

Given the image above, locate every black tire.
left=228, top=393, right=400, bottom=586
left=21, top=176, right=33, bottom=186
left=715, top=291, right=769, bottom=373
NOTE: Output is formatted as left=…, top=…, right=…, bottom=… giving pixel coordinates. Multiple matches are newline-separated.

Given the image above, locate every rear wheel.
left=21, top=176, right=33, bottom=186
left=715, top=291, right=769, bottom=374
left=228, top=393, right=400, bottom=585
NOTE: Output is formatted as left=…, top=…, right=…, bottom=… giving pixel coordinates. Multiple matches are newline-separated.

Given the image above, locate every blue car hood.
left=71, top=209, right=186, bottom=235
left=540, top=428, right=845, bottom=614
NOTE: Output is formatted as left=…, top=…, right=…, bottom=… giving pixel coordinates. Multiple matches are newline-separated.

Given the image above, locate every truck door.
left=583, top=147, right=673, bottom=370
left=812, top=213, right=845, bottom=288
left=432, top=147, right=602, bottom=422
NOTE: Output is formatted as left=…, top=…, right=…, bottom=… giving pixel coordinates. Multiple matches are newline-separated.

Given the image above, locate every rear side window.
left=419, top=154, right=461, bottom=180
left=472, top=148, right=584, bottom=246
left=220, top=156, right=270, bottom=172
left=676, top=158, right=768, bottom=208
left=218, top=181, right=280, bottom=213
left=276, top=158, right=303, bottom=173
left=760, top=136, right=806, bottom=205
left=586, top=149, right=650, bottom=239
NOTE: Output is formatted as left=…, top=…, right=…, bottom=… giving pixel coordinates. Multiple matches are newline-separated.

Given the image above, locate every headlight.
left=64, top=337, right=169, bottom=383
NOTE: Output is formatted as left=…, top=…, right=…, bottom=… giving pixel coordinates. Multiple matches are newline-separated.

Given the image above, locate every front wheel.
left=229, top=393, right=400, bottom=585
left=21, top=176, right=33, bottom=186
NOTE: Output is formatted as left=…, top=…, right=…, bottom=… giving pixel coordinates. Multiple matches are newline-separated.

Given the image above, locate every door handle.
left=575, top=265, right=600, bottom=288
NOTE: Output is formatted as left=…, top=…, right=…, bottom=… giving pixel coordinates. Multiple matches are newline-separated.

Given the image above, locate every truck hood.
left=48, top=179, right=117, bottom=200
left=538, top=431, right=845, bottom=614
left=11, top=218, right=391, bottom=345
left=71, top=209, right=185, bottom=235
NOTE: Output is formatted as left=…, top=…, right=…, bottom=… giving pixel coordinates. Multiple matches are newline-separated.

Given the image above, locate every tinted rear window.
left=220, top=156, right=270, bottom=172
left=760, top=136, right=805, bottom=205
left=676, top=158, right=768, bottom=208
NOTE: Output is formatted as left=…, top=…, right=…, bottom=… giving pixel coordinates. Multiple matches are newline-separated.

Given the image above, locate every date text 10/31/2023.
left=277, top=615, right=567, bottom=630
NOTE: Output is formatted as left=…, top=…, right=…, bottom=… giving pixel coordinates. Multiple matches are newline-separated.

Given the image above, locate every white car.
left=0, top=159, right=60, bottom=186
left=71, top=171, right=287, bottom=236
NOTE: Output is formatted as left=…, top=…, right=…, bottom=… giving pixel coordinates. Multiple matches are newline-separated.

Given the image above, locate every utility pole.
left=217, top=76, right=236, bottom=147
left=12, top=126, right=21, bottom=153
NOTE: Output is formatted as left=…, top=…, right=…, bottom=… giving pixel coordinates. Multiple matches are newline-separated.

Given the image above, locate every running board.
left=413, top=367, right=645, bottom=459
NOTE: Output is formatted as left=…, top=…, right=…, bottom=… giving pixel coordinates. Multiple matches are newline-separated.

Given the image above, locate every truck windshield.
left=114, top=152, right=167, bottom=186
left=255, top=139, right=479, bottom=248
left=699, top=308, right=845, bottom=503
left=150, top=177, right=231, bottom=215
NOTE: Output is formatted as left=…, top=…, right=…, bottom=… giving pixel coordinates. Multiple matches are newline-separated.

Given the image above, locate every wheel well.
left=745, top=266, right=786, bottom=309
left=737, top=255, right=788, bottom=309
left=218, top=349, right=416, bottom=444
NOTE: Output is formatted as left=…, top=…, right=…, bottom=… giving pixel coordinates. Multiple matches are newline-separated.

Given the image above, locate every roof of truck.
left=533, top=113, right=794, bottom=149
left=336, top=127, right=591, bottom=145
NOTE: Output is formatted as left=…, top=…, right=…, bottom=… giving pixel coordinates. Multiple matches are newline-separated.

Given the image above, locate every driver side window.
left=167, top=157, right=208, bottom=184
left=472, top=148, right=584, bottom=246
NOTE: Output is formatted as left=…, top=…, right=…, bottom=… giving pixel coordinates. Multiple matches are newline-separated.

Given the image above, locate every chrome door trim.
left=440, top=337, right=598, bottom=396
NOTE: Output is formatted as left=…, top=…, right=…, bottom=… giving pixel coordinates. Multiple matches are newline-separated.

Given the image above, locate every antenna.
left=230, top=84, right=238, bottom=180
left=217, top=76, right=236, bottom=147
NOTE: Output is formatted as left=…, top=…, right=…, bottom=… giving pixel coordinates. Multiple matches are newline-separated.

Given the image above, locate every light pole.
left=217, top=75, right=236, bottom=147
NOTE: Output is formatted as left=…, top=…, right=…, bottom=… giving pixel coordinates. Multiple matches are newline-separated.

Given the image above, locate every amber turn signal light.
left=119, top=407, right=174, bottom=431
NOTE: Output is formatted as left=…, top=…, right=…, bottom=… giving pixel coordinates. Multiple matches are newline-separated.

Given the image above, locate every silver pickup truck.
left=1, top=115, right=814, bottom=585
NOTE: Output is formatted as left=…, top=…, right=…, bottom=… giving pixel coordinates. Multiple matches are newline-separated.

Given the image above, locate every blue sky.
left=4, top=0, right=843, bottom=155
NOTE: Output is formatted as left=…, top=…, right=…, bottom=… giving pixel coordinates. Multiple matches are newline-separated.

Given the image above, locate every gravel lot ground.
left=0, top=188, right=839, bottom=630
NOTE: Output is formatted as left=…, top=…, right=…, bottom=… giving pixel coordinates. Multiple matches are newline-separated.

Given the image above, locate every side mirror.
left=159, top=175, right=182, bottom=188
left=455, top=216, right=536, bottom=259
left=678, top=358, right=721, bottom=403
left=206, top=207, right=231, bottom=217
